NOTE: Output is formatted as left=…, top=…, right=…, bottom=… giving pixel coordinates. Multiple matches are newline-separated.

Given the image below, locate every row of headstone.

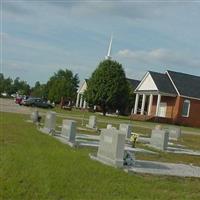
left=85, top=116, right=133, bottom=139
left=150, top=125, right=182, bottom=151
left=40, top=111, right=77, bottom=145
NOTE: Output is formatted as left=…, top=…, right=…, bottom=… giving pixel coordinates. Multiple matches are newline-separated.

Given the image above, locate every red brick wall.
left=149, top=95, right=200, bottom=127
left=150, top=96, right=176, bottom=118
left=175, top=97, right=200, bottom=127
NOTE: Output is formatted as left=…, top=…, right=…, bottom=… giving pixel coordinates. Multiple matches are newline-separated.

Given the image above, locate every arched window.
left=182, top=99, right=190, bottom=117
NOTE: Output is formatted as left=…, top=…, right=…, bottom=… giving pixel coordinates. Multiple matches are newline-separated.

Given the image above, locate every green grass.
left=1, top=112, right=200, bottom=200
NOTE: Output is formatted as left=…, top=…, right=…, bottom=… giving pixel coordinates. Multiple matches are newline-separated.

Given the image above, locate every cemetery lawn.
left=1, top=112, right=200, bottom=200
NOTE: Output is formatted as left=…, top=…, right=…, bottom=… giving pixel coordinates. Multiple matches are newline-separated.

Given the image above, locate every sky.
left=1, top=0, right=200, bottom=86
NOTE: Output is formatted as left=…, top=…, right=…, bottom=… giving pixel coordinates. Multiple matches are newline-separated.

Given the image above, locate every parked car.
left=11, top=93, right=17, bottom=98
left=15, top=97, right=23, bottom=105
left=21, top=96, right=29, bottom=105
left=24, top=97, right=53, bottom=108
left=1, top=92, right=8, bottom=97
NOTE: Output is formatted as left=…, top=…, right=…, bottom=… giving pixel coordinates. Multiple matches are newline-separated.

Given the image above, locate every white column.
left=83, top=100, right=87, bottom=109
left=79, top=94, right=83, bottom=108
left=76, top=93, right=80, bottom=108
left=147, top=94, right=153, bottom=116
left=133, top=94, right=139, bottom=114
left=140, top=94, right=146, bottom=115
left=156, top=94, right=161, bottom=116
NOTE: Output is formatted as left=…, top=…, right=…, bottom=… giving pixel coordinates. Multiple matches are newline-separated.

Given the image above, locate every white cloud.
left=117, top=48, right=200, bottom=68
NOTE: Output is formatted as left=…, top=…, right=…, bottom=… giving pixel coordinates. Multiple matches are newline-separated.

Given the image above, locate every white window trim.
left=182, top=99, right=190, bottom=117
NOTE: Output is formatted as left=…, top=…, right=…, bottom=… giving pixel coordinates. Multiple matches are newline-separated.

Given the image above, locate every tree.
left=46, top=69, right=79, bottom=103
left=127, top=81, right=136, bottom=114
left=31, top=81, right=47, bottom=98
left=11, top=77, right=30, bottom=95
left=85, top=60, right=129, bottom=115
left=0, top=73, right=13, bottom=95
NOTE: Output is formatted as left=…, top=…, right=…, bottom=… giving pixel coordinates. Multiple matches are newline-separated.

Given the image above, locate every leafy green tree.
left=0, top=73, right=5, bottom=94
left=31, top=81, right=47, bottom=98
left=0, top=73, right=13, bottom=95
left=46, top=69, right=79, bottom=103
left=127, top=81, right=136, bottom=114
left=85, top=60, right=129, bottom=115
left=11, top=77, right=30, bottom=95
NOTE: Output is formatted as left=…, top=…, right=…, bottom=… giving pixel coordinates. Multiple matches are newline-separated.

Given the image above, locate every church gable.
left=77, top=80, right=87, bottom=94
left=136, top=72, right=158, bottom=91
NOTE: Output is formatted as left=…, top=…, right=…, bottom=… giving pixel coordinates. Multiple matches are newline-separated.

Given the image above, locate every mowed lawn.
left=1, top=112, right=200, bottom=200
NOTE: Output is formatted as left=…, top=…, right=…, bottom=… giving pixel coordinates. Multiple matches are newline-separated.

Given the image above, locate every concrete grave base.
left=53, top=134, right=77, bottom=147
left=39, top=127, right=52, bottom=134
left=86, top=124, right=98, bottom=130
left=89, top=153, right=124, bottom=168
left=127, top=160, right=200, bottom=178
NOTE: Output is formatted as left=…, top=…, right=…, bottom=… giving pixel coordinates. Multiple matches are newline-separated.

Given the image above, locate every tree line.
left=1, top=60, right=136, bottom=114
left=0, top=74, right=31, bottom=96
left=0, top=69, right=79, bottom=104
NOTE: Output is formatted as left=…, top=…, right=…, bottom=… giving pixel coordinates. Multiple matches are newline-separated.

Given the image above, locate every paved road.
left=0, top=98, right=33, bottom=114
left=1, top=98, right=199, bottom=135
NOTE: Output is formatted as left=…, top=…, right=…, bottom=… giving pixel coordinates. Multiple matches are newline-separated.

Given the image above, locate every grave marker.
left=30, top=110, right=39, bottom=123
left=61, top=119, right=76, bottom=144
left=119, top=124, right=132, bottom=138
left=41, top=111, right=56, bottom=133
left=97, top=129, right=126, bottom=168
left=107, top=124, right=112, bottom=129
left=168, top=127, right=181, bottom=140
left=86, top=115, right=97, bottom=129
left=150, top=128, right=169, bottom=150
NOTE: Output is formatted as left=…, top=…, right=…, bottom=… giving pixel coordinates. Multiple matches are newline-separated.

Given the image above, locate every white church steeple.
left=105, top=35, right=113, bottom=60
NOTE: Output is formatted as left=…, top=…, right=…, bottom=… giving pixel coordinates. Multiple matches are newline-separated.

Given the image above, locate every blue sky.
left=2, top=0, right=200, bottom=86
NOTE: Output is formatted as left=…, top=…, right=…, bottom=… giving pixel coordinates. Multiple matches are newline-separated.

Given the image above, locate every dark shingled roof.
left=149, top=71, right=177, bottom=95
left=167, top=70, right=200, bottom=99
left=127, top=78, right=140, bottom=90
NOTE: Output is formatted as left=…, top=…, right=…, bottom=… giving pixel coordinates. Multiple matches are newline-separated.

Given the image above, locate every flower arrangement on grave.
left=123, top=151, right=135, bottom=166
left=130, top=133, right=139, bottom=148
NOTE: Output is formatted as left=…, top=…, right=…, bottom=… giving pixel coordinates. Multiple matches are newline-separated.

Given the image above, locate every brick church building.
left=130, top=70, right=200, bottom=127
